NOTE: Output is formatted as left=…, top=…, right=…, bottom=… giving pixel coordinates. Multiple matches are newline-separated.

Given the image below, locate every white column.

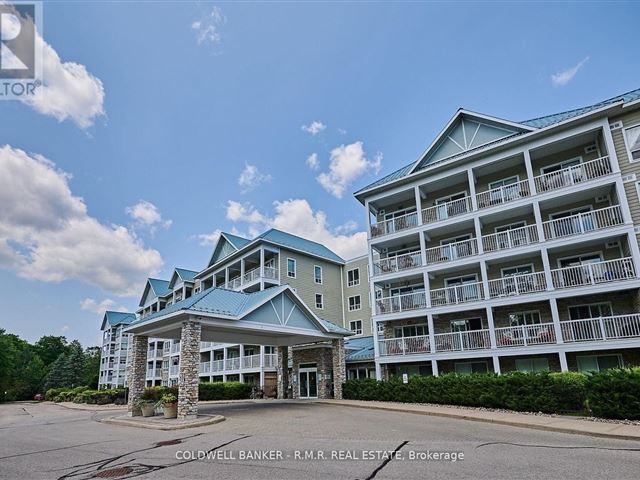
left=372, top=316, right=382, bottom=380
left=627, top=230, right=640, bottom=277
left=523, top=149, right=537, bottom=195
left=492, top=355, right=501, bottom=374
left=427, top=314, right=436, bottom=354
left=540, top=247, right=555, bottom=291
left=414, top=186, right=423, bottom=225
left=225, top=268, right=229, bottom=286
left=602, top=120, right=621, bottom=173
left=365, top=200, right=373, bottom=237
left=240, top=259, right=245, bottom=284
left=480, top=260, right=490, bottom=300
left=549, top=297, right=564, bottom=345
left=422, top=272, right=431, bottom=308
left=239, top=344, right=245, bottom=368
left=468, top=168, right=478, bottom=211
left=533, top=201, right=546, bottom=242
left=260, top=248, right=266, bottom=290
left=474, top=217, right=484, bottom=254
left=558, top=351, right=569, bottom=372
left=418, top=232, right=428, bottom=267
left=486, top=306, right=497, bottom=349
left=223, top=347, right=228, bottom=377
left=431, top=359, right=439, bottom=377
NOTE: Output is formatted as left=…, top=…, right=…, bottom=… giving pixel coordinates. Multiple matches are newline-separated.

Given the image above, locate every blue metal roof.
left=257, top=229, right=344, bottom=264
left=223, top=232, right=252, bottom=250
left=319, top=318, right=353, bottom=335
left=345, top=335, right=374, bottom=362
left=148, top=278, right=171, bottom=297
left=103, top=311, right=136, bottom=327
left=175, top=268, right=197, bottom=282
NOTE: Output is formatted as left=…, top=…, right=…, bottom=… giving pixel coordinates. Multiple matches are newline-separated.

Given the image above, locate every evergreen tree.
left=64, top=341, right=86, bottom=388
left=44, top=353, right=68, bottom=391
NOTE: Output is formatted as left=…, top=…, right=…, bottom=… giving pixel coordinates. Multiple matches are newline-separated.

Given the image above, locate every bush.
left=199, top=381, right=252, bottom=401
left=586, top=367, right=640, bottom=420
left=344, top=372, right=588, bottom=414
left=141, top=386, right=178, bottom=402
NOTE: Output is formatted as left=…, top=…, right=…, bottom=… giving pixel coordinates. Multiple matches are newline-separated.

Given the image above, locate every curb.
left=314, top=401, right=640, bottom=442
left=52, top=402, right=127, bottom=412
left=99, top=414, right=226, bottom=431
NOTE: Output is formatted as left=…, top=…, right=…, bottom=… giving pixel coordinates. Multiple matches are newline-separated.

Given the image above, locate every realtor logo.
left=0, top=1, right=41, bottom=98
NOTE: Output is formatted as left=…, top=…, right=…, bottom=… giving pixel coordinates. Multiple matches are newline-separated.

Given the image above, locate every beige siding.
left=487, top=256, right=544, bottom=280
left=475, top=163, right=528, bottom=194
left=423, top=182, right=470, bottom=208
left=481, top=214, right=536, bottom=236
left=343, top=256, right=372, bottom=337
left=612, top=109, right=640, bottom=225
left=541, top=197, right=612, bottom=221
left=531, top=144, right=600, bottom=176
left=429, top=267, right=482, bottom=289
left=547, top=242, right=623, bottom=268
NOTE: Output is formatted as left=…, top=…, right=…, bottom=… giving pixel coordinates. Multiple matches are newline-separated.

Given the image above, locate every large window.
left=348, top=367, right=375, bottom=380
left=347, top=268, right=360, bottom=287
left=624, top=125, right=640, bottom=162
left=315, top=293, right=324, bottom=309
left=454, top=361, right=488, bottom=374
left=515, top=357, right=549, bottom=373
left=314, top=265, right=323, bottom=284
left=577, top=355, right=622, bottom=372
left=287, top=258, right=296, bottom=278
left=568, top=303, right=612, bottom=320
left=349, top=320, right=363, bottom=335
left=348, top=295, right=361, bottom=311
left=509, top=311, right=541, bottom=326
left=394, top=324, right=427, bottom=338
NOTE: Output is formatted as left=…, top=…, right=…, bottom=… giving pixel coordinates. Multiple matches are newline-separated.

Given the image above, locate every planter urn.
left=140, top=403, right=155, bottom=417
left=163, top=403, right=178, bottom=419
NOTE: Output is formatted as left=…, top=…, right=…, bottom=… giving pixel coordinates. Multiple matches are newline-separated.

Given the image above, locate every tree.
left=83, top=346, right=101, bottom=389
left=34, top=336, right=70, bottom=367
left=44, top=353, right=67, bottom=391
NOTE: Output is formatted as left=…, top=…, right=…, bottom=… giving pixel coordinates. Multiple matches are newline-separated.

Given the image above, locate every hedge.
left=585, top=367, right=640, bottom=420
left=199, top=381, right=252, bottom=400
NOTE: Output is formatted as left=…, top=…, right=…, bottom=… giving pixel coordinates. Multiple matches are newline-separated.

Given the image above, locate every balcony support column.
left=260, top=247, right=265, bottom=290
left=431, top=359, right=439, bottom=377
left=414, top=186, right=424, bottom=226
left=467, top=168, right=478, bottom=211
left=549, top=297, right=564, bottom=345
left=418, top=233, right=428, bottom=269
left=427, top=314, right=436, bottom=355
left=422, top=272, right=432, bottom=308
left=480, top=260, right=490, bottom=301
left=240, top=258, right=245, bottom=285
left=625, top=230, right=640, bottom=277
left=492, top=355, right=501, bottom=374
left=558, top=351, right=569, bottom=372
left=524, top=149, right=537, bottom=195
left=474, top=218, right=484, bottom=254
left=602, top=119, right=621, bottom=173
left=540, top=247, right=554, bottom=291
left=532, top=201, right=545, bottom=243
left=485, top=306, right=497, bottom=349
left=372, top=317, right=382, bottom=380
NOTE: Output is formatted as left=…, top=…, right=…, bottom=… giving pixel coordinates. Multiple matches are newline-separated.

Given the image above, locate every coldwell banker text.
left=175, top=450, right=465, bottom=462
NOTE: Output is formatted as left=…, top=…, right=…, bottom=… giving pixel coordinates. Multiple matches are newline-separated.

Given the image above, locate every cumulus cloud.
left=206, top=198, right=366, bottom=260
left=126, top=200, right=172, bottom=232
left=238, top=164, right=272, bottom=193
left=0, top=145, right=163, bottom=296
left=301, top=121, right=326, bottom=136
left=196, top=228, right=221, bottom=247
left=192, top=6, right=226, bottom=46
left=317, top=141, right=382, bottom=198
left=80, top=298, right=127, bottom=315
left=551, top=56, right=589, bottom=87
left=306, top=153, right=319, bottom=170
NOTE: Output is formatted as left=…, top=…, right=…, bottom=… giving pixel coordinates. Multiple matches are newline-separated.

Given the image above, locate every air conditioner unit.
left=623, top=173, right=637, bottom=183
left=606, top=241, right=620, bottom=249
left=384, top=283, right=391, bottom=289
left=610, top=121, right=623, bottom=130
left=584, top=144, right=597, bottom=154
left=595, top=195, right=610, bottom=203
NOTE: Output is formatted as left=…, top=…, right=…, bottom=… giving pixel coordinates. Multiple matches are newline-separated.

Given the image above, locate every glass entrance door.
left=299, top=367, right=318, bottom=399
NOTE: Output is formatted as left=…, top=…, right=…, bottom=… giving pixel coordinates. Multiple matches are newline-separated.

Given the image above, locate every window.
left=314, top=265, right=323, bottom=284
left=568, top=303, right=612, bottom=320
left=501, top=264, right=533, bottom=277
left=377, top=322, right=384, bottom=334
left=454, top=361, right=488, bottom=374
left=394, top=324, right=428, bottom=338
left=348, top=295, right=361, bottom=311
left=577, top=355, right=622, bottom=372
left=287, top=258, right=296, bottom=278
left=348, top=367, right=375, bottom=380
left=624, top=124, right=640, bottom=162
left=489, top=176, right=519, bottom=190
left=315, top=293, right=324, bottom=309
left=347, top=268, right=360, bottom=287
left=509, top=311, right=541, bottom=326
left=515, top=358, right=549, bottom=373
left=349, top=320, right=363, bottom=335
left=541, top=157, right=582, bottom=174
left=450, top=318, right=482, bottom=332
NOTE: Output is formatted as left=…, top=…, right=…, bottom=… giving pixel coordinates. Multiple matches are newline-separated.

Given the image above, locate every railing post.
left=598, top=317, right=607, bottom=340
left=427, top=314, right=436, bottom=354
left=401, top=338, right=406, bottom=355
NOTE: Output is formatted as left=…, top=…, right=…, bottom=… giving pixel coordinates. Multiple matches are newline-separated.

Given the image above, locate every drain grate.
left=93, top=466, right=133, bottom=478
left=155, top=439, right=182, bottom=447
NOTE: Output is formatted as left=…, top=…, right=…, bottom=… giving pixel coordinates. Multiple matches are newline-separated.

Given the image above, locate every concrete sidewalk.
left=316, top=399, right=640, bottom=441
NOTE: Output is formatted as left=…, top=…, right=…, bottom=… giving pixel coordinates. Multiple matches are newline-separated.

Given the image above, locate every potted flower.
left=135, top=397, right=156, bottom=417
left=158, top=393, right=178, bottom=419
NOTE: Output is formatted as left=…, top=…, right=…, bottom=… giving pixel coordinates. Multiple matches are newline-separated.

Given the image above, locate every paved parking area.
left=1, top=401, right=639, bottom=479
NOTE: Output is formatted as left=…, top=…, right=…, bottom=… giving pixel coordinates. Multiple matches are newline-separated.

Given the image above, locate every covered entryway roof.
left=124, top=285, right=352, bottom=345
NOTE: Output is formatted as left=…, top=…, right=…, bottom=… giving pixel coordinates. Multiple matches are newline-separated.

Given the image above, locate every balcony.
left=225, top=357, right=241, bottom=370
left=264, top=353, right=277, bottom=367
left=370, top=211, right=419, bottom=238
left=476, top=179, right=531, bottom=210
left=378, top=335, right=431, bottom=356
left=488, top=272, right=547, bottom=298
left=422, top=197, right=472, bottom=225
left=430, top=282, right=484, bottom=307
left=533, top=156, right=612, bottom=194
left=225, top=266, right=279, bottom=290
left=211, top=359, right=224, bottom=372
left=241, top=354, right=261, bottom=368
left=551, top=257, right=636, bottom=290
left=375, top=291, right=427, bottom=315
left=560, top=314, right=640, bottom=343
left=542, top=205, right=624, bottom=241
left=434, top=329, right=491, bottom=352
left=169, top=365, right=179, bottom=376
left=373, top=251, right=422, bottom=276
left=495, top=322, right=556, bottom=348
left=426, top=238, right=478, bottom=265
left=199, top=362, right=210, bottom=374
left=482, top=225, right=539, bottom=253
left=170, top=343, right=181, bottom=354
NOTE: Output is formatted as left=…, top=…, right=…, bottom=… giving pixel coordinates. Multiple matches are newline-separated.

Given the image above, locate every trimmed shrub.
left=586, top=367, right=640, bottom=420
left=199, top=381, right=252, bottom=401
left=344, top=372, right=588, bottom=414
left=141, top=386, right=178, bottom=402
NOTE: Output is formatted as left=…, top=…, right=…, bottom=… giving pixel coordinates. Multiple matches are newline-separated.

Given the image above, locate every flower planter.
left=163, top=403, right=178, bottom=419
left=141, top=403, right=155, bottom=417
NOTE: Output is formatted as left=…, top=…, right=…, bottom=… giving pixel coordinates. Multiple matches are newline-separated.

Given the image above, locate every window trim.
left=508, top=310, right=542, bottom=326
left=500, top=263, right=535, bottom=278
left=623, top=122, right=640, bottom=163
left=567, top=302, right=613, bottom=320
left=488, top=174, right=520, bottom=191
left=556, top=251, right=604, bottom=269
left=434, top=190, right=469, bottom=205
left=444, top=273, right=479, bottom=286
left=314, top=265, right=323, bottom=284
left=315, top=293, right=324, bottom=310
left=348, top=294, right=362, bottom=311
left=347, top=267, right=360, bottom=287
left=286, top=258, right=297, bottom=278
left=540, top=156, right=583, bottom=174
left=494, top=220, right=527, bottom=233
left=439, top=233, right=472, bottom=246
left=549, top=205, right=594, bottom=220
left=349, top=320, right=363, bottom=336
left=514, top=357, right=549, bottom=373
left=454, top=360, right=488, bottom=374
left=576, top=354, right=623, bottom=372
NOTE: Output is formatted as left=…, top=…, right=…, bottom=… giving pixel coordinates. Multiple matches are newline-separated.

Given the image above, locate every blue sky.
left=0, top=1, right=638, bottom=347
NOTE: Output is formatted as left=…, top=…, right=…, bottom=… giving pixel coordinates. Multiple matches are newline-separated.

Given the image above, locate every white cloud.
left=301, top=121, right=326, bottom=136
left=306, top=153, right=319, bottom=170
left=317, top=141, right=382, bottom=198
left=0, top=145, right=163, bottom=296
left=6, top=4, right=105, bottom=129
left=334, top=220, right=358, bottom=235
left=126, top=200, right=172, bottom=232
left=192, top=6, right=226, bottom=46
left=214, top=198, right=367, bottom=260
left=61, top=325, right=70, bottom=333
left=196, top=228, right=221, bottom=247
left=551, top=56, right=590, bottom=87
left=80, top=298, right=126, bottom=315
left=238, top=164, right=272, bottom=192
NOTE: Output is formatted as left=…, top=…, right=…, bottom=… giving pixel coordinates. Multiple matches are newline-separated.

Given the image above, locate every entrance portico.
left=124, top=285, right=351, bottom=419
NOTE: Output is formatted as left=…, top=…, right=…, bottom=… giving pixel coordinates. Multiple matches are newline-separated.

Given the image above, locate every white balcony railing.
left=434, top=329, right=491, bottom=352
left=534, top=156, right=612, bottom=194
left=226, top=267, right=279, bottom=290
left=495, top=322, right=556, bottom=348
left=551, top=258, right=636, bottom=290
left=560, top=315, right=640, bottom=343
left=482, top=225, right=539, bottom=253
left=241, top=354, right=261, bottom=368
left=264, top=353, right=277, bottom=368
left=375, top=291, right=427, bottom=315
left=199, top=362, right=211, bottom=374
left=225, top=276, right=242, bottom=290
left=211, top=359, right=225, bottom=372
left=370, top=211, right=420, bottom=238
left=542, top=205, right=624, bottom=241
left=488, top=272, right=547, bottom=298
left=378, top=335, right=431, bottom=356
left=374, top=251, right=422, bottom=275
left=225, top=357, right=241, bottom=370
left=170, top=343, right=181, bottom=354
left=430, top=282, right=484, bottom=307
left=425, top=239, right=478, bottom=265
left=169, top=365, right=179, bottom=376
left=476, top=179, right=531, bottom=210
left=422, top=197, right=472, bottom=225
left=263, top=266, right=278, bottom=280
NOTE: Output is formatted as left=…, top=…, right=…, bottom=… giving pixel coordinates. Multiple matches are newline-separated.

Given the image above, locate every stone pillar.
left=331, top=338, right=346, bottom=400
left=126, top=334, right=148, bottom=416
left=276, top=345, right=289, bottom=399
left=177, top=320, right=201, bottom=419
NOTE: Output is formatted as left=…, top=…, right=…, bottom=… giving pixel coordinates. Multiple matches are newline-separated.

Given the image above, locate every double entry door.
left=299, top=364, right=318, bottom=399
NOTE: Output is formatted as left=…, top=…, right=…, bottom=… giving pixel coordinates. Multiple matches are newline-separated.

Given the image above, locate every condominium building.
left=355, top=88, right=640, bottom=378
left=99, top=229, right=375, bottom=393
left=98, top=311, right=135, bottom=389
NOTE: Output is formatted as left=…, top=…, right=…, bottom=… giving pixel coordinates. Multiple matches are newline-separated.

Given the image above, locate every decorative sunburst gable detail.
left=245, top=291, right=318, bottom=331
